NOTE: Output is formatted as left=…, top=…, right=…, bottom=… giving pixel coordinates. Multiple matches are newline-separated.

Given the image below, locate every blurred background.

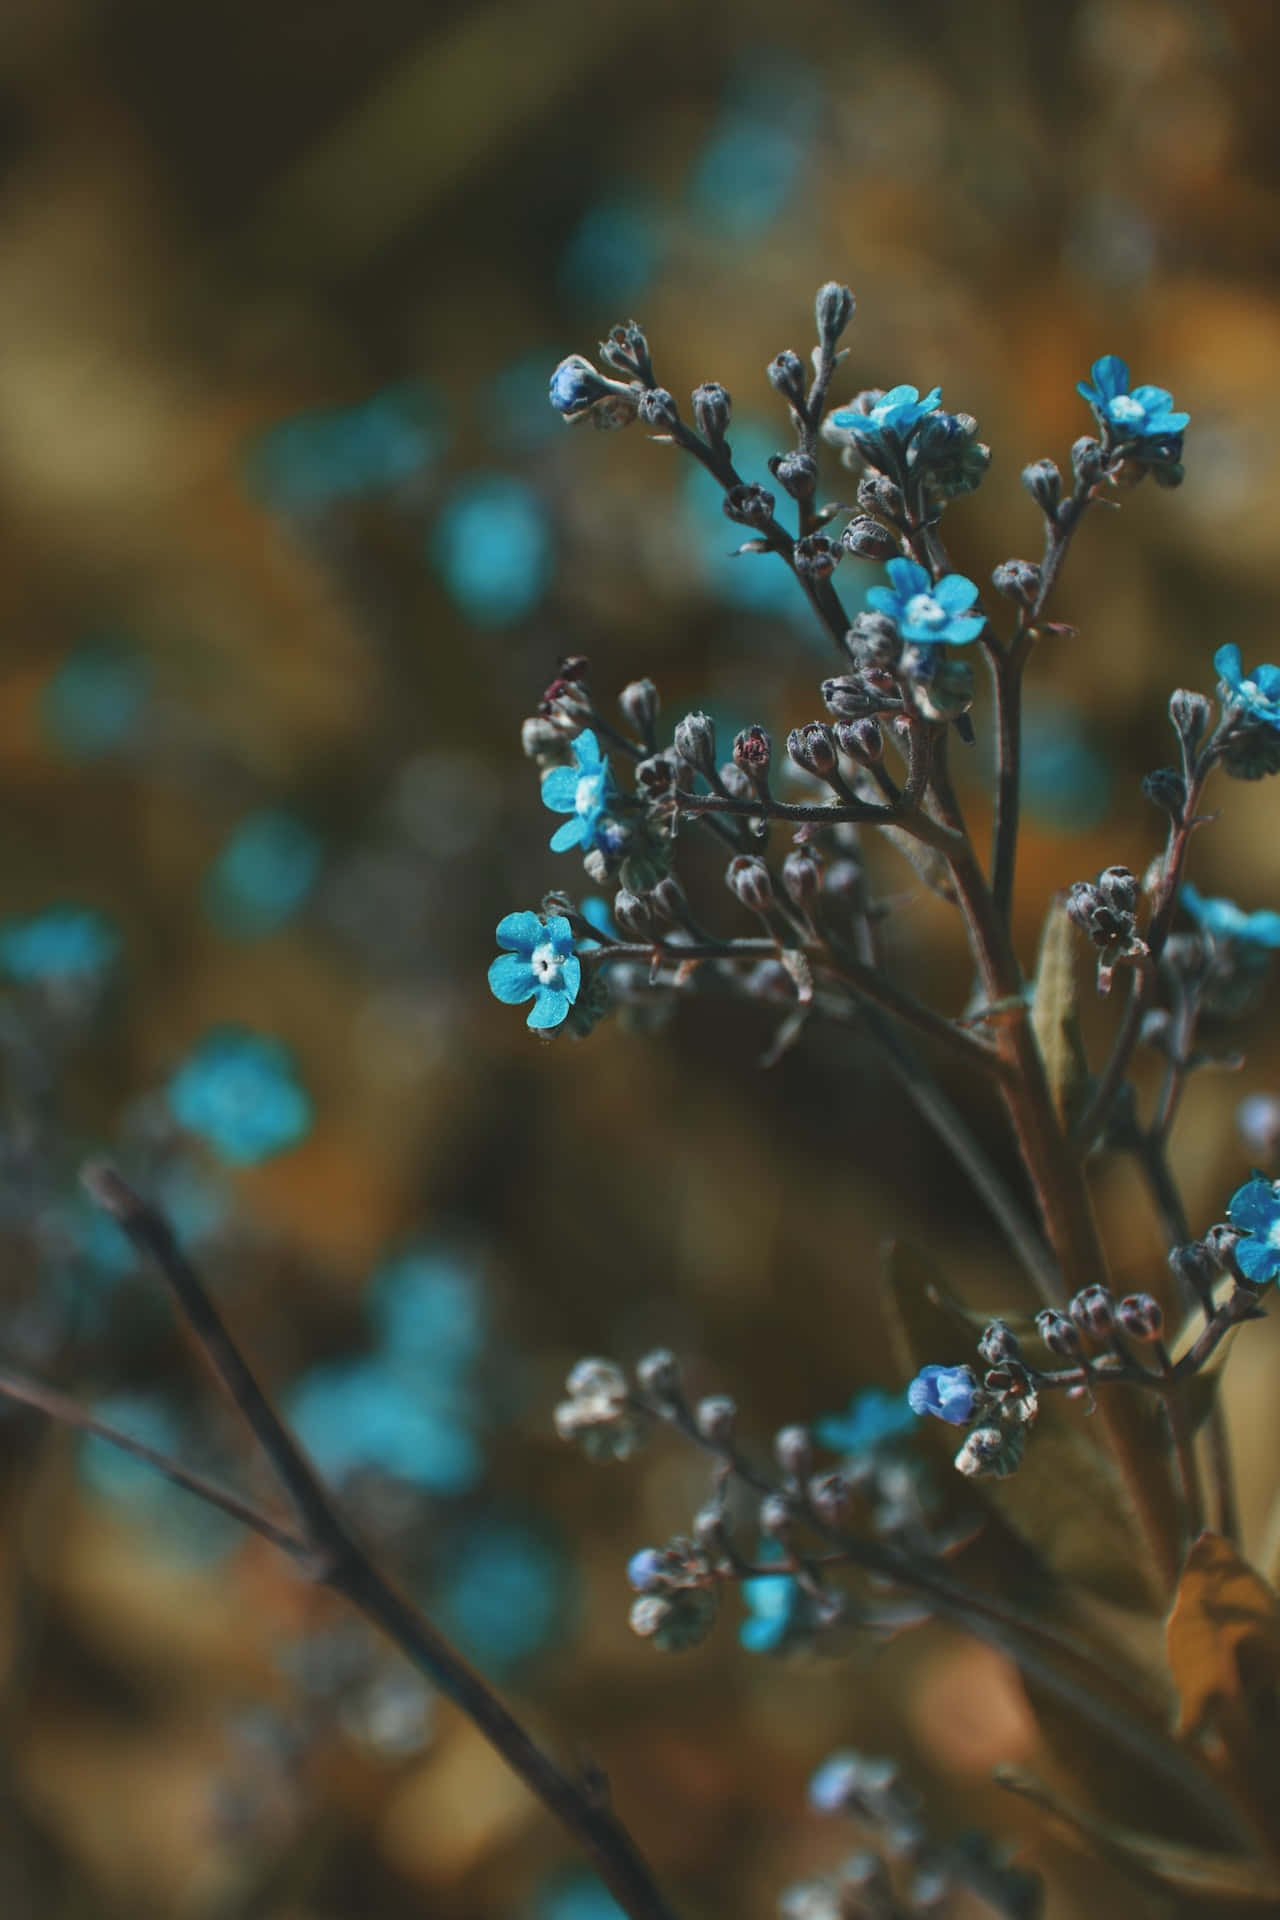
left=0, top=0, right=1278, bottom=1913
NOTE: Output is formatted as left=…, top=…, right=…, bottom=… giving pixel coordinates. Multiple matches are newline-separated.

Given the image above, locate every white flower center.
left=530, top=941, right=565, bottom=988
left=575, top=771, right=604, bottom=818
left=1109, top=394, right=1145, bottom=426
left=905, top=592, right=947, bottom=632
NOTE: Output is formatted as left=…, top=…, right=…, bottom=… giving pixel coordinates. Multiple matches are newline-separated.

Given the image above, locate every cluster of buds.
left=553, top=1357, right=646, bottom=1462
left=1066, top=865, right=1148, bottom=991
left=957, top=1322, right=1039, bottom=1480
left=625, top=1536, right=719, bottom=1653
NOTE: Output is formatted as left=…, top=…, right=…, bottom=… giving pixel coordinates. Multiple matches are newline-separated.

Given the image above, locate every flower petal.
left=1227, top=1176, right=1278, bottom=1233
left=573, top=730, right=604, bottom=772
left=1242, top=910, right=1280, bottom=949
left=560, top=952, right=582, bottom=1001
left=527, top=987, right=570, bottom=1030
left=885, top=557, right=930, bottom=598
left=1213, top=644, right=1244, bottom=690
left=495, top=910, right=542, bottom=952
left=933, top=573, right=979, bottom=613
left=549, top=818, right=585, bottom=853
left=865, top=585, right=900, bottom=617
left=540, top=767, right=580, bottom=812
left=541, top=914, right=576, bottom=951
left=1235, top=1234, right=1279, bottom=1283
left=488, top=953, right=536, bottom=1004
left=1090, top=355, right=1129, bottom=398
left=942, top=615, right=987, bottom=645
left=1130, top=384, right=1172, bottom=413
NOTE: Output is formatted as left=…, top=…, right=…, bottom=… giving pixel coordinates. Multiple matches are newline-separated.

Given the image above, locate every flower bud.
left=649, top=875, right=687, bottom=928
left=815, top=281, right=855, bottom=348
left=629, top=1587, right=717, bottom=1652
left=695, top=1394, right=737, bottom=1446
left=1021, top=458, right=1062, bottom=516
left=834, top=717, right=883, bottom=766
left=1238, top=1092, right=1280, bottom=1158
left=627, top=1547, right=669, bottom=1592
left=612, top=888, right=653, bottom=941
left=807, top=1471, right=852, bottom=1525
left=782, top=847, right=821, bottom=908
left=774, top=1425, right=813, bottom=1478
left=1115, top=1293, right=1164, bottom=1341
left=1169, top=688, right=1212, bottom=756
left=991, top=559, right=1042, bottom=607
left=691, top=381, right=732, bottom=444
left=674, top=711, right=717, bottom=778
left=692, top=1504, right=727, bottom=1552
left=770, top=450, right=819, bottom=501
left=856, top=472, right=905, bottom=520
left=1203, top=1223, right=1242, bottom=1273
left=793, top=532, right=837, bottom=576
left=1143, top=766, right=1187, bottom=821
left=766, top=349, right=806, bottom=404
left=1069, top=1285, right=1115, bottom=1339
left=733, top=725, right=772, bottom=792
left=1035, top=1308, right=1081, bottom=1357
left=1097, top=866, right=1138, bottom=916
left=636, top=1348, right=681, bottom=1397
left=840, top=515, right=897, bottom=561
left=845, top=609, right=903, bottom=668
left=758, top=1493, right=794, bottom=1538
left=726, top=855, right=774, bottom=915
left=618, top=678, right=659, bottom=738
left=1168, top=1238, right=1217, bottom=1310
left=638, top=386, right=680, bottom=429
left=1071, top=436, right=1105, bottom=487
left=978, top=1319, right=1020, bottom=1365
left=723, top=481, right=776, bottom=528
left=954, top=1425, right=1020, bottom=1479
left=787, top=723, right=838, bottom=779
left=522, top=715, right=567, bottom=757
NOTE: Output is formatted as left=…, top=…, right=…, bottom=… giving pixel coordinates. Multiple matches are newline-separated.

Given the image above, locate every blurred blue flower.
left=688, top=117, right=805, bottom=235
left=1077, top=355, right=1188, bottom=444
left=830, top=385, right=943, bottom=462
left=907, top=1364, right=977, bottom=1426
left=1226, top=1175, right=1280, bottom=1284
left=532, top=1870, right=626, bottom=1920
left=288, top=1356, right=483, bottom=1494
left=79, top=1392, right=239, bottom=1563
left=1018, top=704, right=1112, bottom=832
left=204, top=809, right=324, bottom=939
left=739, top=1542, right=799, bottom=1653
left=541, top=731, right=622, bottom=856
left=1215, top=644, right=1280, bottom=731
left=813, top=1388, right=917, bottom=1456
left=559, top=196, right=663, bottom=305
left=807, top=1750, right=861, bottom=1814
left=1181, top=883, right=1280, bottom=949
left=367, top=1245, right=485, bottom=1377
left=244, top=382, right=446, bottom=512
left=168, top=1027, right=312, bottom=1164
left=626, top=1547, right=668, bottom=1593
left=41, top=641, right=148, bottom=760
left=431, top=474, right=552, bottom=626
left=489, top=913, right=581, bottom=1031
left=866, top=559, right=985, bottom=647
left=433, top=1515, right=567, bottom=1674
left=0, top=905, right=120, bottom=986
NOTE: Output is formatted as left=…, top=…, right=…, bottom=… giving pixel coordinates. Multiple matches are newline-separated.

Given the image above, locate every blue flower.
left=549, top=355, right=606, bottom=417
left=739, top=1543, right=799, bottom=1653
left=1226, top=1175, right=1280, bottom=1284
left=41, top=641, right=148, bottom=760
left=1214, top=644, right=1280, bottom=731
left=626, top=1547, right=668, bottom=1593
left=0, top=905, right=120, bottom=985
left=865, top=558, right=986, bottom=647
left=579, top=896, right=618, bottom=943
left=430, top=474, right=552, bottom=627
left=167, top=1027, right=312, bottom=1164
left=540, top=731, right=623, bottom=857
left=813, top=1387, right=917, bottom=1456
left=906, top=1364, right=977, bottom=1426
left=204, top=810, right=323, bottom=938
left=244, top=382, right=446, bottom=512
left=559, top=197, right=663, bottom=304
left=830, top=385, right=943, bottom=461
left=489, top=913, right=582, bottom=1031
left=1181, top=883, right=1280, bottom=949
left=1076, top=355, right=1189, bottom=445
left=687, top=115, right=805, bottom=236
left=367, top=1246, right=485, bottom=1378
left=432, top=1516, right=567, bottom=1674
left=288, top=1357, right=482, bottom=1494
left=532, top=1870, right=627, bottom=1920
left=807, top=1750, right=862, bottom=1814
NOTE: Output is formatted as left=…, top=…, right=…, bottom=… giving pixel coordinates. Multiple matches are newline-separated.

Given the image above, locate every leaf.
left=995, top=1766, right=1280, bottom=1907
left=1166, top=1532, right=1280, bottom=1741
left=1030, top=895, right=1090, bottom=1130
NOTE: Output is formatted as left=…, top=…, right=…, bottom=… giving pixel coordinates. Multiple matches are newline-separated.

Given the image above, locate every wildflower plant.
left=6, top=280, right=1280, bottom=1920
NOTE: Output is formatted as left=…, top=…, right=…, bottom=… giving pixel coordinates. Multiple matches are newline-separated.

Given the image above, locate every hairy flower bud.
left=638, top=386, right=680, bottom=429
left=815, top=281, right=855, bottom=348
left=774, top=1425, right=813, bottom=1478
left=991, top=559, right=1042, bottom=607
left=636, top=1348, right=681, bottom=1398
left=1115, top=1293, right=1164, bottom=1341
left=793, top=532, right=837, bottom=577
left=695, top=1394, right=737, bottom=1446
left=1034, top=1308, right=1082, bottom=1357
left=1069, top=1285, right=1116, bottom=1339
left=691, top=381, right=732, bottom=444
left=1071, top=436, right=1105, bottom=487
left=1143, top=766, right=1187, bottom=821
left=771, top=451, right=819, bottom=501
left=856, top=472, right=905, bottom=520
left=618, top=678, right=659, bottom=739
left=723, top=481, right=776, bottom=529
left=758, top=1493, right=794, bottom=1539
left=726, top=855, right=775, bottom=915
left=733, top=725, right=772, bottom=793
left=782, top=847, right=821, bottom=909
left=978, top=1319, right=1020, bottom=1365
left=766, top=349, right=806, bottom=404
left=612, top=888, right=653, bottom=941
left=1097, top=866, right=1139, bottom=916
left=649, top=875, right=688, bottom=928
left=788, top=723, right=838, bottom=779
left=1021, top=458, right=1062, bottom=516
left=674, top=711, right=717, bottom=779
left=807, top=1471, right=852, bottom=1525
left=834, top=717, right=884, bottom=765
left=1168, top=688, right=1212, bottom=756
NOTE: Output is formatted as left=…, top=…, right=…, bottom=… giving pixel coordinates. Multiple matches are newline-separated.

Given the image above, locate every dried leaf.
left=995, top=1766, right=1280, bottom=1907
left=1030, top=895, right=1090, bottom=1130
left=1166, top=1532, right=1280, bottom=1740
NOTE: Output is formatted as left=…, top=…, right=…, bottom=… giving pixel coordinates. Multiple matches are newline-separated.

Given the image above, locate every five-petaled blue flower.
left=830, top=384, right=942, bottom=460
left=549, top=355, right=606, bottom=417
left=1182, top=883, right=1280, bottom=950
left=907, top=1364, right=977, bottom=1426
left=0, top=904, right=121, bottom=986
left=1215, top=644, right=1280, bottom=732
left=168, top=1027, right=313, bottom=1164
left=866, top=558, right=986, bottom=648
left=813, top=1387, right=917, bottom=1456
left=1076, top=355, right=1189, bottom=447
left=540, top=730, right=623, bottom=856
left=1225, top=1175, right=1280, bottom=1285
left=488, top=912, right=582, bottom=1030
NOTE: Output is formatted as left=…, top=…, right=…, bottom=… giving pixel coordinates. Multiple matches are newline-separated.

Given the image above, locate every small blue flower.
left=489, top=913, right=582, bottom=1031
left=1076, top=355, right=1189, bottom=445
left=204, top=810, right=324, bottom=938
left=830, top=385, right=943, bottom=462
left=287, top=1357, right=483, bottom=1494
left=244, top=382, right=446, bottom=511
left=430, top=474, right=552, bottom=627
left=1181, top=883, right=1280, bottom=949
left=1214, top=644, right=1280, bottom=731
left=579, top=896, right=618, bottom=943
left=1226, top=1175, right=1280, bottom=1284
left=626, top=1548, right=668, bottom=1593
left=739, top=1543, right=799, bottom=1653
left=41, top=642, right=148, bottom=760
left=168, top=1027, right=312, bottom=1164
left=367, top=1246, right=485, bottom=1378
left=865, top=558, right=986, bottom=648
left=0, top=905, right=120, bottom=986
left=813, top=1387, right=917, bottom=1456
left=559, top=197, right=663, bottom=304
left=906, top=1364, right=977, bottom=1426
left=432, top=1516, right=567, bottom=1674
left=540, top=731, right=623, bottom=857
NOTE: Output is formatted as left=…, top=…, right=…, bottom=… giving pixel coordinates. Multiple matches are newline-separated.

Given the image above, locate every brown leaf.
left=1167, top=1532, right=1280, bottom=1740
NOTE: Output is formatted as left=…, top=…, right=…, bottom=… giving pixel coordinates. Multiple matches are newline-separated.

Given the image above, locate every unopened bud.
left=674, top=711, right=717, bottom=778
left=856, top=472, right=905, bottom=520
left=691, top=381, right=732, bottom=444
left=807, top=1471, right=852, bottom=1525
left=638, top=387, right=679, bottom=429
left=522, top=715, right=566, bottom=758
left=649, top=875, right=687, bottom=928
left=1035, top=1309, right=1082, bottom=1357
left=636, top=1348, right=681, bottom=1398
left=695, top=1395, right=737, bottom=1446
left=771, top=451, right=819, bottom=501
left=1143, top=766, right=1187, bottom=821
left=978, top=1319, right=1020, bottom=1365
left=1203, top=1223, right=1242, bottom=1274
left=1069, top=1285, right=1116, bottom=1339
left=723, top=481, right=776, bottom=529
left=726, top=855, right=775, bottom=914
left=1097, top=866, right=1138, bottom=916
left=612, top=888, right=653, bottom=941
left=733, top=725, right=772, bottom=792
left=758, top=1493, right=794, bottom=1538
left=834, top=717, right=883, bottom=765
left=782, top=847, right=821, bottom=908
left=1169, top=688, right=1212, bottom=755
left=774, top=1425, right=813, bottom=1478
left=1071, top=436, right=1105, bottom=487
left=815, top=281, right=855, bottom=348
left=1021, top=458, right=1062, bottom=516
left=692, top=1504, right=727, bottom=1552
left=841, top=515, right=898, bottom=561
left=1115, top=1293, right=1164, bottom=1341
left=991, top=559, right=1042, bottom=607
left=788, top=723, right=838, bottom=779
left=766, top=350, right=806, bottom=404
left=618, top=678, right=659, bottom=738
